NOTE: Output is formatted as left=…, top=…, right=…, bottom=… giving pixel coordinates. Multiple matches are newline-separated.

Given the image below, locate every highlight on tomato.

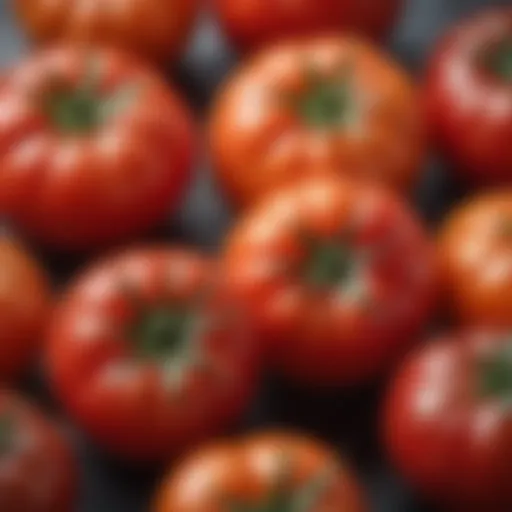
left=0, top=391, right=76, bottom=512
left=46, top=247, right=260, bottom=462
left=0, top=46, right=195, bottom=251
left=221, top=176, right=437, bottom=387
left=15, top=0, right=200, bottom=64
left=153, top=431, right=367, bottom=512
left=210, top=36, right=425, bottom=209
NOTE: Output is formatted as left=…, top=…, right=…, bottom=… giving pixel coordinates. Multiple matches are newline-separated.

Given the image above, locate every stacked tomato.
left=0, top=1, right=510, bottom=511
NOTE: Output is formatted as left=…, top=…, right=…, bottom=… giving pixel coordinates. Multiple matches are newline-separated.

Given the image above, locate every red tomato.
left=384, top=330, right=512, bottom=509
left=214, top=0, right=403, bottom=53
left=0, top=391, right=76, bottom=512
left=0, top=46, right=195, bottom=251
left=210, top=37, right=425, bottom=208
left=425, top=8, right=512, bottom=186
left=15, top=0, right=200, bottom=63
left=47, top=248, right=260, bottom=462
left=439, top=191, right=512, bottom=327
left=221, top=177, right=437, bottom=386
left=0, top=237, right=51, bottom=382
left=153, top=431, right=367, bottom=512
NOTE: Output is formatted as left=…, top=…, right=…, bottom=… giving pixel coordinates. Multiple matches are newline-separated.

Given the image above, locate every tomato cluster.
left=0, top=1, right=511, bottom=511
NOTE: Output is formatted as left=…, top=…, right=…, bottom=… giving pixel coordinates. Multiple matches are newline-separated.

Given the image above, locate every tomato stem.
left=480, top=340, right=512, bottom=404
left=483, top=38, right=512, bottom=83
left=0, top=414, right=13, bottom=457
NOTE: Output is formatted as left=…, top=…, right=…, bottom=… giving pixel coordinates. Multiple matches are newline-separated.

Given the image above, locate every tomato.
left=15, top=0, right=199, bottom=63
left=221, top=177, right=436, bottom=386
left=210, top=37, right=425, bottom=208
left=214, top=0, right=403, bottom=53
left=0, top=236, right=51, bottom=382
left=0, top=391, right=76, bottom=512
left=0, top=46, right=195, bottom=251
left=153, top=431, right=367, bottom=512
left=384, top=329, right=512, bottom=509
left=47, top=248, right=260, bottom=462
left=425, top=8, right=512, bottom=186
left=439, top=191, right=512, bottom=327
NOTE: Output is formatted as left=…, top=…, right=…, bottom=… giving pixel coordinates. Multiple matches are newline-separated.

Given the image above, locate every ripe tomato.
left=221, top=177, right=436, bottom=386
left=15, top=0, right=199, bottom=63
left=210, top=37, right=425, bottom=208
left=0, top=46, right=195, bottom=251
left=214, top=0, right=403, bottom=53
left=0, top=236, right=51, bottom=382
left=425, top=8, right=512, bottom=186
left=439, top=191, right=512, bottom=327
left=47, top=248, right=260, bottom=462
left=153, top=431, right=367, bottom=512
left=384, top=330, right=512, bottom=509
left=0, top=391, right=76, bottom=512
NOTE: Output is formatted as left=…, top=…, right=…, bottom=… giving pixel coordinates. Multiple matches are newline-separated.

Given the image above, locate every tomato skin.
left=15, top=0, right=199, bottom=63
left=210, top=37, right=425, bottom=209
left=425, top=8, right=512, bottom=186
left=47, top=248, right=260, bottom=462
left=439, top=192, right=512, bottom=327
left=0, top=46, right=195, bottom=251
left=0, top=391, right=76, bottom=512
left=214, top=0, right=403, bottom=53
left=384, top=330, right=512, bottom=509
left=221, top=177, right=437, bottom=386
left=153, top=431, right=367, bottom=512
left=0, top=237, right=51, bottom=382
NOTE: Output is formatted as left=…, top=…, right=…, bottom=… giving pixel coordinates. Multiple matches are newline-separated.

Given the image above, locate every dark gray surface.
left=0, top=0, right=510, bottom=511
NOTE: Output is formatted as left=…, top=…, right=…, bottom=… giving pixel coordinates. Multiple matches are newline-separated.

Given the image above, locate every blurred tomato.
left=439, top=191, right=512, bottom=326
left=0, top=237, right=51, bottom=382
left=153, top=431, right=367, bottom=512
left=15, top=0, right=199, bottom=63
left=47, top=248, right=259, bottom=462
left=425, top=8, right=512, bottom=186
left=221, top=177, right=437, bottom=386
left=385, top=330, right=512, bottom=509
left=214, top=0, right=403, bottom=53
left=0, top=391, right=76, bottom=512
left=0, top=46, right=195, bottom=251
left=210, top=37, right=425, bottom=208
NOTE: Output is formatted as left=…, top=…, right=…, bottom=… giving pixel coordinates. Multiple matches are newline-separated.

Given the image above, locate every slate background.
left=0, top=0, right=510, bottom=510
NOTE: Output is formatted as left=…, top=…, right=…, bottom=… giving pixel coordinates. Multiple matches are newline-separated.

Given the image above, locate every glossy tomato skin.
left=214, top=0, right=403, bottom=53
left=0, top=391, right=76, bottom=512
left=15, top=0, right=199, bottom=63
left=210, top=37, right=425, bottom=208
left=384, top=330, right=512, bottom=509
left=221, top=177, right=437, bottom=386
left=439, top=192, right=512, bottom=327
left=47, top=248, right=260, bottom=462
left=153, top=431, right=367, bottom=512
left=0, top=46, right=195, bottom=251
left=425, top=8, right=512, bottom=186
left=0, top=237, right=51, bottom=382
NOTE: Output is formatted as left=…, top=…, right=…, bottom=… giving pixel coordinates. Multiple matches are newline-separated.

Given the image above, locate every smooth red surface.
left=425, top=8, right=512, bottom=186
left=153, top=431, right=367, bottom=512
left=222, top=177, right=437, bottom=386
left=0, top=46, right=195, bottom=250
left=385, top=330, right=512, bottom=509
left=47, top=248, right=260, bottom=462
left=0, top=391, right=76, bottom=512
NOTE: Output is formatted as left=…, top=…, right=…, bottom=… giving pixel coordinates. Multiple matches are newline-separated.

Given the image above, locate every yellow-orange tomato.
left=439, top=191, right=512, bottom=326
left=14, top=0, right=200, bottom=63
left=210, top=36, right=425, bottom=209
left=153, top=432, right=367, bottom=512
left=0, top=237, right=51, bottom=381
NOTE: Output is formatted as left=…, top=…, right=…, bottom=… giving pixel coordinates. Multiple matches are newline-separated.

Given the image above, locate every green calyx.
left=480, top=339, right=512, bottom=404
left=484, top=38, right=512, bottom=82
left=291, top=61, right=358, bottom=129
left=0, top=414, right=13, bottom=457
left=226, top=456, right=335, bottom=512
left=43, top=58, right=137, bottom=135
